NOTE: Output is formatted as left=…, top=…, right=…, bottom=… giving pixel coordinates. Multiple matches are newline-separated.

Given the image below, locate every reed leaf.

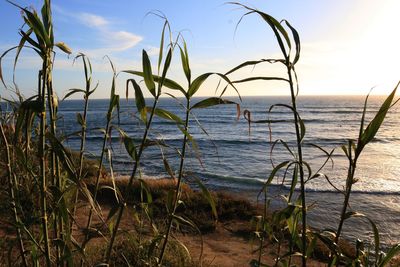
left=179, top=42, right=191, bottom=82
left=190, top=97, right=237, bottom=110
left=194, top=178, right=218, bottom=221
left=225, top=59, right=285, bottom=75
left=284, top=20, right=300, bottom=65
left=232, top=76, right=289, bottom=84
left=123, top=136, right=138, bottom=161
left=378, top=244, right=400, bottom=267
left=356, top=83, right=398, bottom=156
left=158, top=47, right=173, bottom=96
left=230, top=2, right=291, bottom=58
left=344, top=211, right=380, bottom=260
left=127, top=78, right=146, bottom=122
left=142, top=49, right=156, bottom=96
left=146, top=107, right=183, bottom=124
left=122, top=70, right=186, bottom=94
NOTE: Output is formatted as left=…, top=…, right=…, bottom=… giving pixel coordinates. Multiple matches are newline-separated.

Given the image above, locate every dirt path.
left=179, top=222, right=326, bottom=267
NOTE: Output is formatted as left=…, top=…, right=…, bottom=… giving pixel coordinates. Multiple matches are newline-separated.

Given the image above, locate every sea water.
left=58, top=95, right=400, bottom=247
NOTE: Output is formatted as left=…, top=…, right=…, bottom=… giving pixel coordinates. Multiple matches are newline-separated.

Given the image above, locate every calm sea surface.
left=58, top=95, right=400, bottom=247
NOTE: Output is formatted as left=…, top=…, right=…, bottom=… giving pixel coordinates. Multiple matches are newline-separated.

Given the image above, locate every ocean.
left=58, top=95, right=400, bottom=247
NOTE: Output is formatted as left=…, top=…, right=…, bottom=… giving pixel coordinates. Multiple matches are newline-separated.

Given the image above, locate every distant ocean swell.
left=58, top=96, right=400, bottom=246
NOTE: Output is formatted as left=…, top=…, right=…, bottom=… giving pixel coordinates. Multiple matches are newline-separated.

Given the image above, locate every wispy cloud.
left=74, top=11, right=143, bottom=55
left=78, top=12, right=109, bottom=27
left=53, top=6, right=143, bottom=58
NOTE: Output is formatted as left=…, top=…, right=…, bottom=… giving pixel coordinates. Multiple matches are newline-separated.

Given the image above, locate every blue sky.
left=1, top=0, right=400, bottom=99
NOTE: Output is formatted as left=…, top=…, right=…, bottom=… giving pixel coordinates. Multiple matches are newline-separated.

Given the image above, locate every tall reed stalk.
left=65, top=54, right=96, bottom=224
left=228, top=3, right=307, bottom=265
left=332, top=86, right=398, bottom=264
left=2, top=1, right=71, bottom=265
left=0, top=122, right=28, bottom=267
left=155, top=39, right=238, bottom=265
left=104, top=21, right=173, bottom=261
left=80, top=58, right=119, bottom=264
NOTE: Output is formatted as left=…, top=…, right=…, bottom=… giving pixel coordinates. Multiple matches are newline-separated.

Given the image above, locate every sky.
left=1, top=0, right=400, bottom=99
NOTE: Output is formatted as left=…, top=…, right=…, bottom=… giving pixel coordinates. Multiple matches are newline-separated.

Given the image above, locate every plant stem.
left=158, top=98, right=191, bottom=266
left=40, top=53, right=52, bottom=267
left=73, top=78, right=90, bottom=227
left=104, top=97, right=160, bottom=263
left=287, top=64, right=307, bottom=267
left=46, top=55, right=63, bottom=265
left=0, top=123, right=28, bottom=267
left=336, top=141, right=357, bottom=242
left=81, top=113, right=110, bottom=253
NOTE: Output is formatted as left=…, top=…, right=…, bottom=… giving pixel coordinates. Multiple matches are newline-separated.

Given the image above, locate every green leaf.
left=288, top=164, right=298, bottom=202
left=158, top=47, right=173, bottom=96
left=232, top=76, right=289, bottom=84
left=298, top=114, right=306, bottom=142
left=23, top=7, right=51, bottom=46
left=194, top=178, right=218, bottom=221
left=142, top=49, right=156, bottom=97
left=256, top=11, right=291, bottom=57
left=127, top=79, right=146, bottom=122
left=122, top=70, right=186, bottom=96
left=157, top=21, right=168, bottom=73
left=146, top=107, right=183, bottom=124
left=188, top=73, right=213, bottom=97
left=123, top=136, right=137, bottom=160
left=76, top=112, right=84, bottom=126
left=357, top=84, right=398, bottom=156
left=343, top=212, right=380, bottom=259
left=314, top=232, right=339, bottom=255
left=179, top=42, right=191, bottom=83
left=230, top=3, right=291, bottom=58
left=63, top=88, right=86, bottom=100
left=188, top=72, right=239, bottom=99
left=190, top=97, right=237, bottom=109
left=284, top=20, right=301, bottom=65
left=107, top=94, right=119, bottom=121
left=225, top=58, right=285, bottom=75
left=378, top=244, right=400, bottom=267
left=260, top=161, right=291, bottom=194
left=0, top=46, right=18, bottom=87
left=172, top=214, right=197, bottom=230
left=166, top=189, right=174, bottom=213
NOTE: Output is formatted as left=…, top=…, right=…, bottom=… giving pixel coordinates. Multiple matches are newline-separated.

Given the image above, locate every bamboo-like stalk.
left=286, top=64, right=307, bottom=267
left=45, top=52, right=64, bottom=265
left=71, top=55, right=92, bottom=228
left=104, top=96, right=160, bottom=262
left=0, top=123, right=28, bottom=267
left=39, top=51, right=52, bottom=267
left=335, top=140, right=357, bottom=254
left=158, top=98, right=191, bottom=266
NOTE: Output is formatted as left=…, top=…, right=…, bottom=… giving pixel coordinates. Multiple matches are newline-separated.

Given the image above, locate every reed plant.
left=315, top=88, right=400, bottom=266
left=227, top=3, right=310, bottom=266
left=103, top=19, right=174, bottom=263
left=145, top=38, right=240, bottom=266
left=1, top=1, right=400, bottom=266
left=0, top=0, right=73, bottom=265
left=228, top=3, right=400, bottom=267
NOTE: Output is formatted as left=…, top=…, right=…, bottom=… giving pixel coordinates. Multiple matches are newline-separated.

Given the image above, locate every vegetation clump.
left=0, top=1, right=400, bottom=266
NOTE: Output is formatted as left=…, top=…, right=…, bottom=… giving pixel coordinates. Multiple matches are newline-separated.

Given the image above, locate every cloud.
left=52, top=7, right=143, bottom=57
left=78, top=12, right=109, bottom=27
left=75, top=14, right=142, bottom=57
left=105, top=31, right=142, bottom=51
